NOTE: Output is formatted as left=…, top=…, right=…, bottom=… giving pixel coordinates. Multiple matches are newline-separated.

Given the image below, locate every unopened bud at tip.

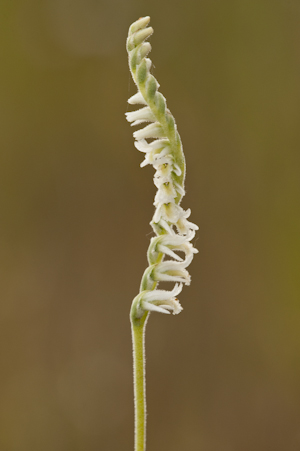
left=129, top=16, right=151, bottom=35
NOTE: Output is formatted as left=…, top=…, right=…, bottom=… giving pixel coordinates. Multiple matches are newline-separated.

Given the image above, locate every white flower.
left=135, top=140, right=171, bottom=168
left=176, top=208, right=199, bottom=235
left=153, top=254, right=193, bottom=285
left=128, top=92, right=147, bottom=105
left=141, top=283, right=183, bottom=315
left=155, top=232, right=198, bottom=262
left=152, top=201, right=182, bottom=224
left=153, top=161, right=173, bottom=181
left=125, top=107, right=156, bottom=126
left=135, top=138, right=168, bottom=153
left=133, top=123, right=164, bottom=140
left=154, top=181, right=177, bottom=206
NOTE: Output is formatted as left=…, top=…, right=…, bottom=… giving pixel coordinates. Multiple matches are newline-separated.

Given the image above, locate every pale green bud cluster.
left=126, top=17, right=198, bottom=321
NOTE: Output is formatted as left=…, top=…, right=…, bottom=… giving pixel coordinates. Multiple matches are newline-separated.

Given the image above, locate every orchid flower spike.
left=127, top=17, right=199, bottom=451
left=126, top=16, right=198, bottom=319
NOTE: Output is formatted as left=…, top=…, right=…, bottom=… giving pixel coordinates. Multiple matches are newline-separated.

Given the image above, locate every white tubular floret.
left=133, top=123, right=164, bottom=140
left=128, top=92, right=147, bottom=105
left=125, top=107, right=156, bottom=126
left=176, top=208, right=199, bottom=235
left=156, top=234, right=198, bottom=262
left=153, top=254, right=193, bottom=285
left=141, top=283, right=183, bottom=315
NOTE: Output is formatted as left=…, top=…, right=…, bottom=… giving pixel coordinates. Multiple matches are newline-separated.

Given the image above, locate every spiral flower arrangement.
left=126, top=16, right=198, bottom=451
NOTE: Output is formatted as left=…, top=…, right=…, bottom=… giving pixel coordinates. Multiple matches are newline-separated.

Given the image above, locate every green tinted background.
left=1, top=1, right=300, bottom=450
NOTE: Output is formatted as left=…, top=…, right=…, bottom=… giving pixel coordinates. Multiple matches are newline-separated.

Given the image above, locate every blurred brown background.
left=1, top=1, right=300, bottom=450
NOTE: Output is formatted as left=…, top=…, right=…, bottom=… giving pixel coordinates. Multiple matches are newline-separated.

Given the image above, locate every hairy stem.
left=131, top=311, right=149, bottom=451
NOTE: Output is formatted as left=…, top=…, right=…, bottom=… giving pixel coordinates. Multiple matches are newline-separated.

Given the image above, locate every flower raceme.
left=126, top=16, right=198, bottom=318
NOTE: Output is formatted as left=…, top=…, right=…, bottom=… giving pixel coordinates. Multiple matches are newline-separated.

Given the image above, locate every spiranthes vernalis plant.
left=126, top=16, right=198, bottom=451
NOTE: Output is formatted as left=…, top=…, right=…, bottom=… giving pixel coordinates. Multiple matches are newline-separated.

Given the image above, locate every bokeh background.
left=1, top=1, right=300, bottom=450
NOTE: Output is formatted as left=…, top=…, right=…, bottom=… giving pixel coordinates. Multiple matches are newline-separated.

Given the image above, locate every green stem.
left=131, top=311, right=149, bottom=451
